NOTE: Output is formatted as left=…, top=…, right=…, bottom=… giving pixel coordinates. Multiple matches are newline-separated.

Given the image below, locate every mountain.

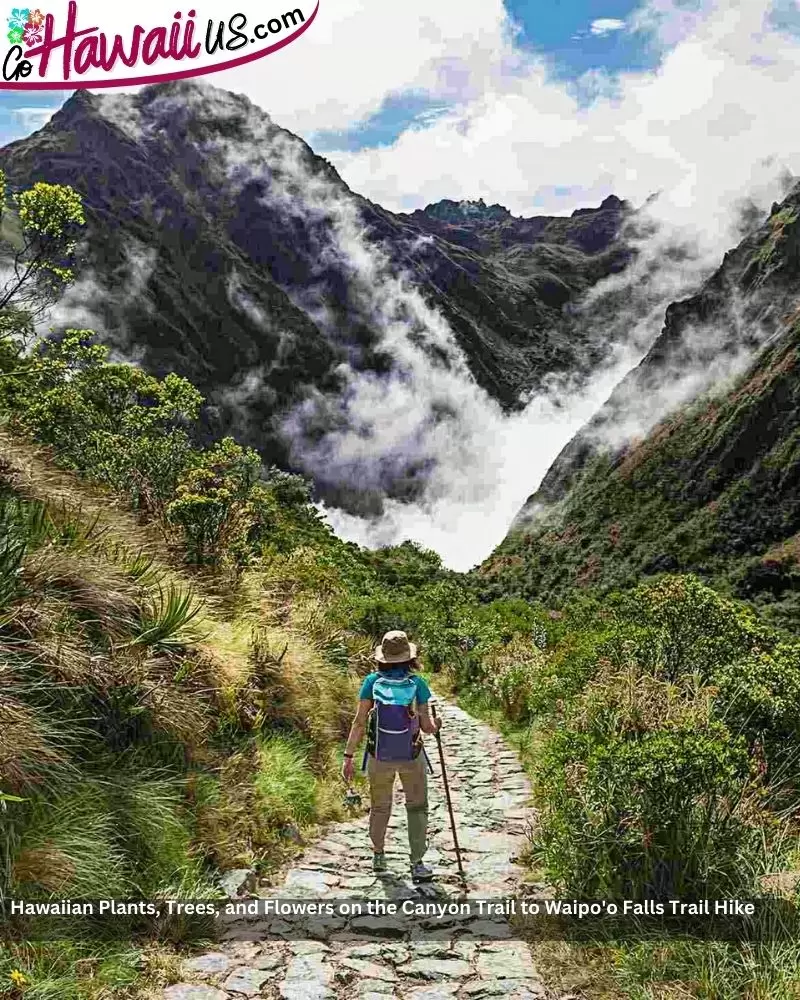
left=483, top=185, right=800, bottom=622
left=0, top=82, right=633, bottom=508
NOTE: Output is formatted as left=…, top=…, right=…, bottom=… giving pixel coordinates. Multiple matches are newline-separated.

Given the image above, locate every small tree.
left=167, top=438, right=268, bottom=568
left=0, top=171, right=85, bottom=316
left=8, top=330, right=203, bottom=512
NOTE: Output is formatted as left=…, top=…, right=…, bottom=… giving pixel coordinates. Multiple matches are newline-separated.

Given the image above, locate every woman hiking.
left=341, top=630, right=441, bottom=881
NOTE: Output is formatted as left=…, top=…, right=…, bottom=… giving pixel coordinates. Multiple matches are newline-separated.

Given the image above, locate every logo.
left=1, top=0, right=318, bottom=88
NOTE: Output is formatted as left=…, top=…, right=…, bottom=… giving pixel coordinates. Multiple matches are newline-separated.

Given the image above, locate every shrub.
left=625, top=575, right=771, bottom=678
left=534, top=662, right=757, bottom=900
left=713, top=640, right=800, bottom=750
left=7, top=331, right=201, bottom=513
left=482, top=637, right=546, bottom=722
left=167, top=438, right=263, bottom=567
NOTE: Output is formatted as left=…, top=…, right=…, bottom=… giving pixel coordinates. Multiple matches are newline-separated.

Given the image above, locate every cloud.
left=589, top=17, right=628, bottom=36
left=319, top=0, right=800, bottom=252
left=321, top=357, right=636, bottom=570
left=83, top=0, right=513, bottom=135
left=36, top=237, right=158, bottom=353
left=145, top=79, right=719, bottom=570
left=9, top=107, right=58, bottom=131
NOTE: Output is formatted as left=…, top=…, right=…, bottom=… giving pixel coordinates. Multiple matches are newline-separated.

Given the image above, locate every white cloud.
left=321, top=357, right=636, bottom=571
left=10, top=107, right=58, bottom=131
left=116, top=81, right=684, bottom=571
left=590, top=17, right=628, bottom=35
left=88, top=0, right=514, bottom=134
left=323, top=0, right=800, bottom=249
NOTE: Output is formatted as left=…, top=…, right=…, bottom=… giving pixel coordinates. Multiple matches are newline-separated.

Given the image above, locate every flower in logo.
left=22, top=19, right=41, bottom=44
left=7, top=7, right=30, bottom=31
left=27, top=6, right=43, bottom=25
left=7, top=25, right=23, bottom=43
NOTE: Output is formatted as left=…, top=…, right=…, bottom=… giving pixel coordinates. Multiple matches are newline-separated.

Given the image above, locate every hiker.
left=341, top=629, right=441, bottom=880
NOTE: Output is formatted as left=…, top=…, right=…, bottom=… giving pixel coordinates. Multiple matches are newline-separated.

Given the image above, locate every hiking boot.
left=411, top=861, right=434, bottom=882
left=373, top=852, right=388, bottom=873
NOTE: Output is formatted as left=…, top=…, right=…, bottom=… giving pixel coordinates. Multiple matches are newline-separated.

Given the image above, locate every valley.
left=1, top=78, right=800, bottom=1000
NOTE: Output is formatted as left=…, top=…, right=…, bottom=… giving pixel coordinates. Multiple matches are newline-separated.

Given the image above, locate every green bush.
left=535, top=713, right=754, bottom=899
left=6, top=331, right=201, bottom=513
left=483, top=637, right=546, bottom=722
left=713, top=640, right=800, bottom=749
left=623, top=575, right=771, bottom=678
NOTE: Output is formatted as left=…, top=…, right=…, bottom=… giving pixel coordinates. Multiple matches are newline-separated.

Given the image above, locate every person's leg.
left=397, top=754, right=429, bottom=864
left=367, top=757, right=396, bottom=855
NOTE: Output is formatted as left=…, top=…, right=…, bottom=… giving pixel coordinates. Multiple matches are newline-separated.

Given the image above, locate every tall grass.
left=255, top=734, right=323, bottom=828
left=0, top=475, right=357, bottom=995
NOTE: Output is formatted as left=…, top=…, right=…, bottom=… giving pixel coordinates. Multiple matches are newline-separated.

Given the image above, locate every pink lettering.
left=142, top=26, right=168, bottom=65
left=25, top=2, right=97, bottom=79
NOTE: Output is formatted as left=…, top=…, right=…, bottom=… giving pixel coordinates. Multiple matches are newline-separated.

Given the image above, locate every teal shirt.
left=359, top=669, right=431, bottom=704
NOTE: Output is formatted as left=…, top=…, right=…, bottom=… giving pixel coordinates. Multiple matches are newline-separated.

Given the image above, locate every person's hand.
left=342, top=755, right=355, bottom=782
left=434, top=716, right=442, bottom=733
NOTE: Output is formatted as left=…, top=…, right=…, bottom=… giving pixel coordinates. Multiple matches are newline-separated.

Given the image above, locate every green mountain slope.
left=482, top=187, right=800, bottom=624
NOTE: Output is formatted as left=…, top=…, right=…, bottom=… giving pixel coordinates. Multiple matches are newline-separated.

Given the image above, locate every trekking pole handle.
left=431, top=702, right=442, bottom=741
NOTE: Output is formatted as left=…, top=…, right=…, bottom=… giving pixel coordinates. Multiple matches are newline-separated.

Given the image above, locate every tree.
left=8, top=330, right=203, bottom=512
left=0, top=171, right=85, bottom=316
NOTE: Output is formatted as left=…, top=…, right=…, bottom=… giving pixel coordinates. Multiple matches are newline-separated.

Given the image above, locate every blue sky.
left=0, top=91, right=70, bottom=145
left=508, top=0, right=654, bottom=75
left=0, top=0, right=655, bottom=147
left=311, top=0, right=654, bottom=152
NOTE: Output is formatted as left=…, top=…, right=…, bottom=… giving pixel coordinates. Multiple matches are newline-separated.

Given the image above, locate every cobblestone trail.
left=164, top=701, right=557, bottom=1000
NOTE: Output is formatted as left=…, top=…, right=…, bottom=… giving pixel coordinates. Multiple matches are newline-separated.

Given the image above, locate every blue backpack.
left=367, top=674, right=421, bottom=763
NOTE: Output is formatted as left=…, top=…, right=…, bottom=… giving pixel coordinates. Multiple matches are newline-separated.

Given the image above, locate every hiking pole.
left=431, top=703, right=465, bottom=881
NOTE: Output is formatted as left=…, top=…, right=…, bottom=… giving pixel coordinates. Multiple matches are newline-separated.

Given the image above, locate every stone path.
left=164, top=701, right=556, bottom=1000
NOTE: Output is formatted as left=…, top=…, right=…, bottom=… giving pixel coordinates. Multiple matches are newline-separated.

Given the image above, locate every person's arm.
left=413, top=669, right=440, bottom=735
left=341, top=699, right=372, bottom=781
left=345, top=699, right=372, bottom=755
left=417, top=702, right=441, bottom=735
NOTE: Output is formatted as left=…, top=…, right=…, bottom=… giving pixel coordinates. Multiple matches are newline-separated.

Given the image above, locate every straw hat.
left=374, top=630, right=417, bottom=664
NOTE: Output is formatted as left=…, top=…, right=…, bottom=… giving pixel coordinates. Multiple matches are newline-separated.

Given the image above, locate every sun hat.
left=374, top=630, right=417, bottom=664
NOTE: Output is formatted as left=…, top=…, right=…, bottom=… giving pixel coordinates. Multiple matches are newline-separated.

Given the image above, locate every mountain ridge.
left=0, top=81, right=634, bottom=512
left=483, top=181, right=800, bottom=623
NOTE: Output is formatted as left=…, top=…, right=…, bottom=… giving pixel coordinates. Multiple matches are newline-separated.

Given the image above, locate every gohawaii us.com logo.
left=1, top=0, right=318, bottom=88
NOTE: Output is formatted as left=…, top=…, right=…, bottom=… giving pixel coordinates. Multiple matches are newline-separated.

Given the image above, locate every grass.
left=0, top=437, right=360, bottom=997
left=0, top=942, right=148, bottom=1000
left=255, top=734, right=327, bottom=828
left=610, top=928, right=800, bottom=1000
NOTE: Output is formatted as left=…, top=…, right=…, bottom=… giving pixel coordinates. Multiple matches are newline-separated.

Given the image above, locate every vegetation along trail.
left=164, top=701, right=557, bottom=1000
